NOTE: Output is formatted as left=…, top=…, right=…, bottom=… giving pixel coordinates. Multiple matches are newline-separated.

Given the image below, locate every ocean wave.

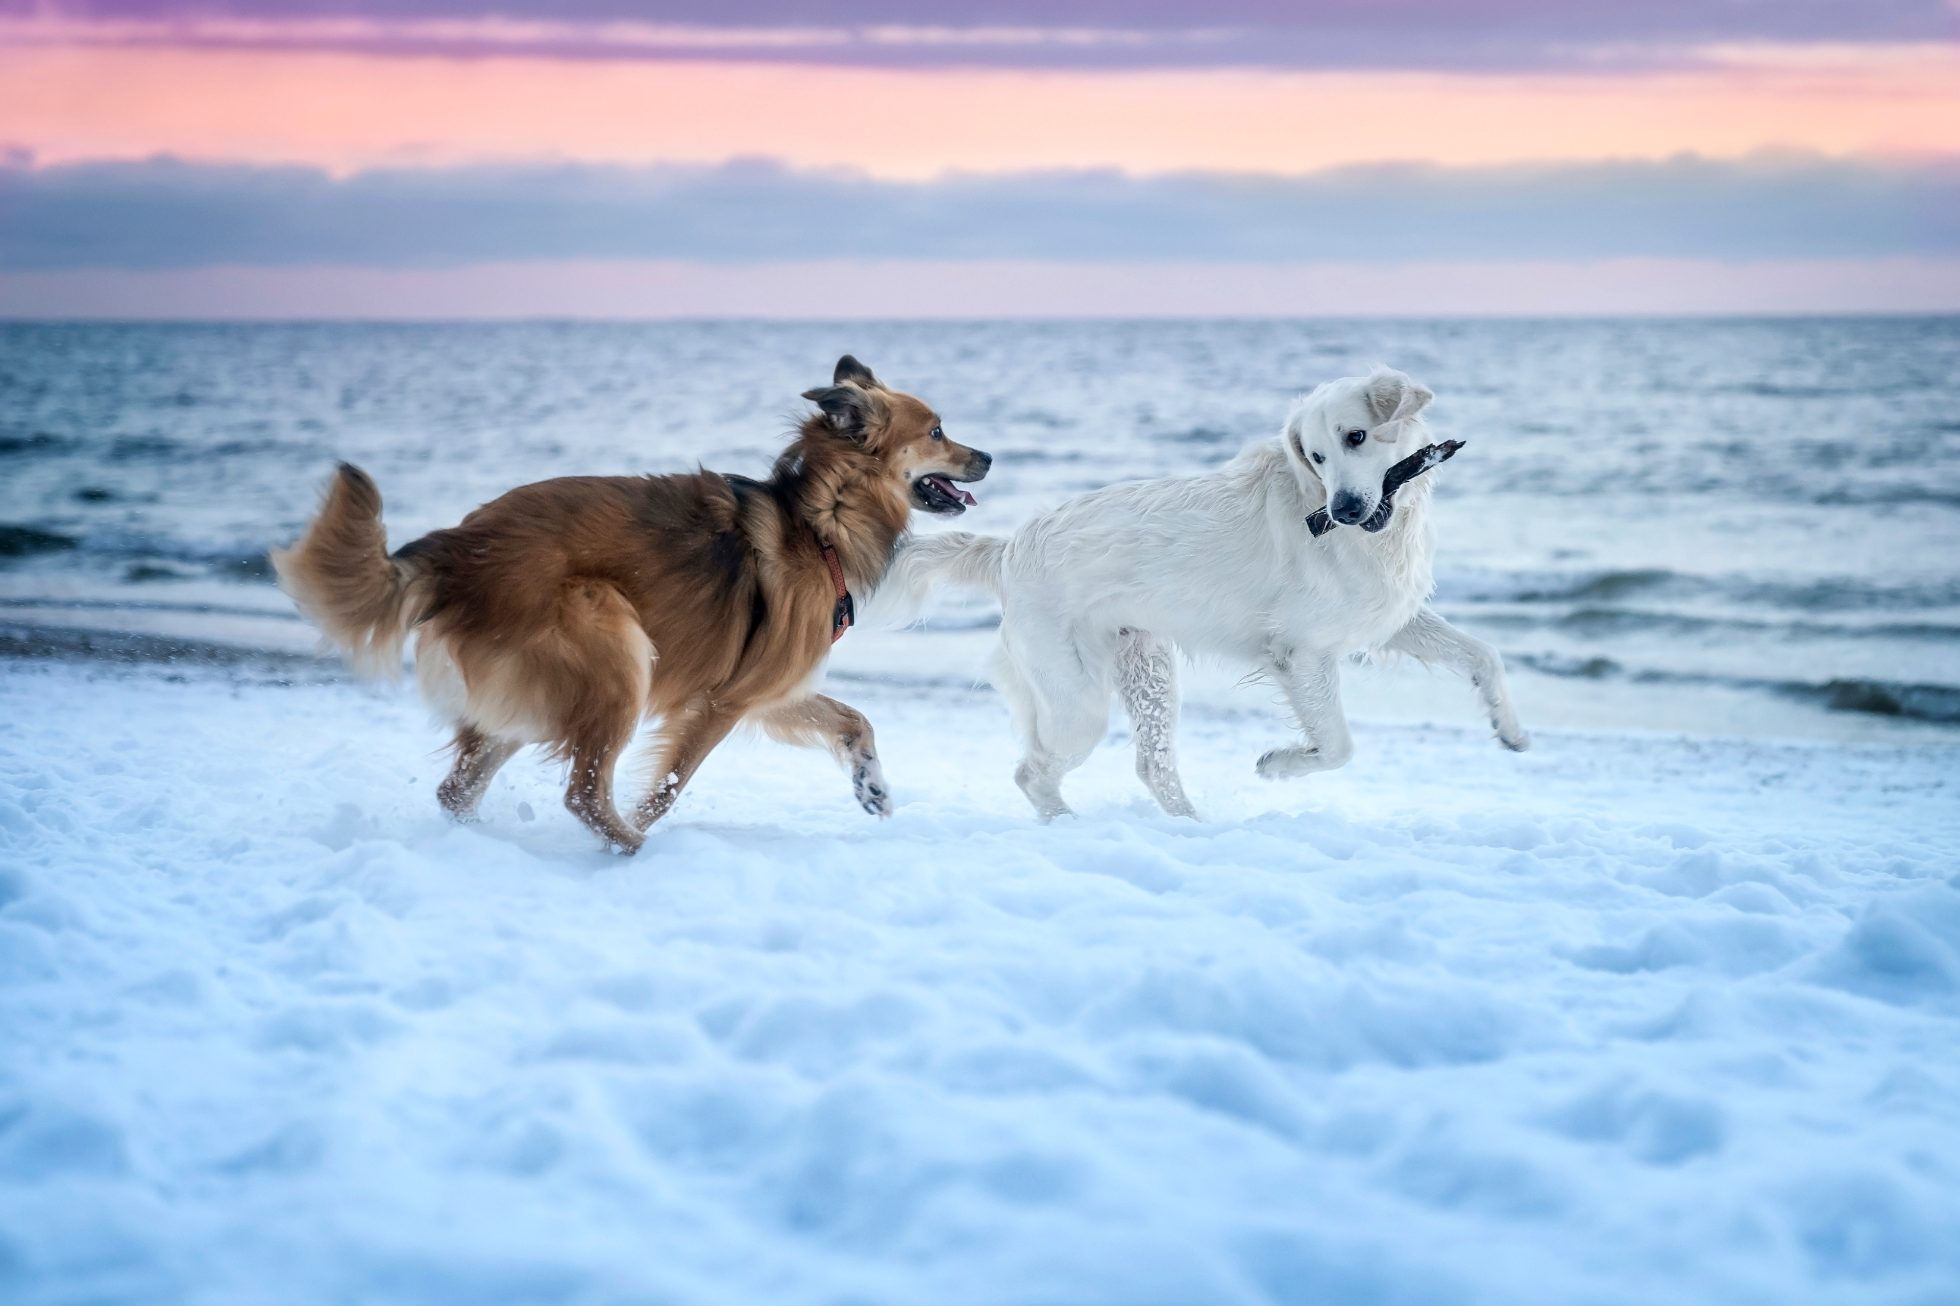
left=1154, top=427, right=1235, bottom=446
left=0, top=431, right=74, bottom=457
left=108, top=548, right=276, bottom=581
left=1813, top=679, right=1960, bottom=722
left=1460, top=604, right=1960, bottom=643
left=0, top=527, right=277, bottom=580
left=1435, top=568, right=1685, bottom=606
left=0, top=524, right=79, bottom=557
left=1719, top=381, right=1866, bottom=399
left=0, top=622, right=335, bottom=682
left=1439, top=567, right=1960, bottom=614
left=106, top=433, right=185, bottom=462
left=1814, top=485, right=1960, bottom=511
left=0, top=596, right=292, bottom=621
left=1513, top=653, right=1960, bottom=726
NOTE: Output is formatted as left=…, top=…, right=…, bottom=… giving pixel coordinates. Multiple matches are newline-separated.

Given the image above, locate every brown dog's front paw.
left=853, top=759, right=893, bottom=818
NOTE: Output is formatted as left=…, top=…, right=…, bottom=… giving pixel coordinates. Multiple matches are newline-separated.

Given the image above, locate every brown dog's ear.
left=801, top=383, right=880, bottom=440
left=832, top=355, right=878, bottom=388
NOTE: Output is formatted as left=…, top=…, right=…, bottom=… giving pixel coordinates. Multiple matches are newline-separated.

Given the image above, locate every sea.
left=3, top=318, right=1957, bottom=743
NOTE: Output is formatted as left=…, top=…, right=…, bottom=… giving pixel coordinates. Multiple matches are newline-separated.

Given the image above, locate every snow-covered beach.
left=4, top=653, right=1957, bottom=1305
left=5, top=317, right=1960, bottom=1302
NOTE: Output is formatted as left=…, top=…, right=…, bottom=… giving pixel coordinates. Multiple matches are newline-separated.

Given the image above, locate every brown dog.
left=272, top=355, right=990, bottom=852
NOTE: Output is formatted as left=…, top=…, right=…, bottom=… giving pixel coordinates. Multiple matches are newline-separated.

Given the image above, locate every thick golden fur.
left=271, top=356, right=990, bottom=852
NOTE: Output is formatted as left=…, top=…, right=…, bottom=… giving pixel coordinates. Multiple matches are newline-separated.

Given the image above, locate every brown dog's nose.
left=969, top=449, right=994, bottom=478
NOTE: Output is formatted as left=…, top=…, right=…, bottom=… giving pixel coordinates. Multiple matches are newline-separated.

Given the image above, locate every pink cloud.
left=3, top=40, right=1958, bottom=178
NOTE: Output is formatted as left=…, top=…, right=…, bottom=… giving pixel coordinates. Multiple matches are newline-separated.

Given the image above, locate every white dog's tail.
left=866, top=532, right=1006, bottom=625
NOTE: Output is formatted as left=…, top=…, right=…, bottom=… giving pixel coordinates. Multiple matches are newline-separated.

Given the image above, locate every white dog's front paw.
left=1496, top=721, right=1531, bottom=752
left=1257, top=746, right=1341, bottom=779
left=852, top=758, right=893, bottom=818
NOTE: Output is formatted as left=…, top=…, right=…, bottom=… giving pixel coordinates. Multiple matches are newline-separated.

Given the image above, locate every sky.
left=2, top=0, right=1957, bottom=316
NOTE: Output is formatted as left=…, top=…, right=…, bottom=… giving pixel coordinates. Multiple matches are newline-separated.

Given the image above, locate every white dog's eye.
left=1344, top=429, right=1367, bottom=448
left=1311, top=451, right=1325, bottom=465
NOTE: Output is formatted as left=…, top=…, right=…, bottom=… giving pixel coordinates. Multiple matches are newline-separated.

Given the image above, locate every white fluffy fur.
left=882, top=367, right=1529, bottom=819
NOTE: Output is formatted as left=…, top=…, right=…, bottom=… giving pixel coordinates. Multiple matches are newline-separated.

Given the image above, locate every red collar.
left=819, top=540, right=854, bottom=643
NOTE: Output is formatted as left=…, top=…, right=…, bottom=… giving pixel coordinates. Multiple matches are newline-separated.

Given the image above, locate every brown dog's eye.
left=1344, top=429, right=1367, bottom=448
left=930, top=426, right=945, bottom=442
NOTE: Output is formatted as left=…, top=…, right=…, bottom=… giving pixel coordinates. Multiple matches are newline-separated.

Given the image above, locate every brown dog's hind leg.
left=437, top=726, right=521, bottom=821
left=564, top=738, right=644, bottom=854
left=535, top=579, right=655, bottom=854
left=632, top=698, right=743, bottom=833
left=758, top=694, right=892, bottom=817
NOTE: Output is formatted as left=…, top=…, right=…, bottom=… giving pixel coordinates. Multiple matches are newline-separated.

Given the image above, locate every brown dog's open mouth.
left=913, top=474, right=979, bottom=515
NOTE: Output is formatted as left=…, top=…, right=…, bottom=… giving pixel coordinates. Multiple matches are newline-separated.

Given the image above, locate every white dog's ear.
left=1366, top=368, right=1434, bottom=440
left=1281, top=402, right=1312, bottom=462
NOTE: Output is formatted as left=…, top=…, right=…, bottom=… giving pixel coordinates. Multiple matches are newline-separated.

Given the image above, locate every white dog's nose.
left=1330, top=491, right=1369, bottom=525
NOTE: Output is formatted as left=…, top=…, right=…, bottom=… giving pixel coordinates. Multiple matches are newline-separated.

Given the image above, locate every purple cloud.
left=9, top=1, right=1955, bottom=72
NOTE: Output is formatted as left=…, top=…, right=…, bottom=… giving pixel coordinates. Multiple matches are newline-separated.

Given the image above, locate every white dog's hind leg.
left=990, top=638, right=1072, bottom=820
left=991, top=641, right=1065, bottom=818
left=1257, top=648, right=1354, bottom=780
left=1384, top=606, right=1530, bottom=751
left=989, top=638, right=1039, bottom=755
left=1007, top=629, right=1109, bottom=821
left=1115, top=629, right=1197, bottom=818
left=1015, top=749, right=1081, bottom=823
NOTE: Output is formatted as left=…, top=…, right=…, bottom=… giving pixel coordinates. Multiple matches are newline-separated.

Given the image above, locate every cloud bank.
left=3, top=154, right=1955, bottom=271
left=6, top=1, right=1955, bottom=72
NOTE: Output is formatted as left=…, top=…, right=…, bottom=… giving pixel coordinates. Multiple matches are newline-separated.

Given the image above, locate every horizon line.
left=6, top=310, right=1959, bottom=325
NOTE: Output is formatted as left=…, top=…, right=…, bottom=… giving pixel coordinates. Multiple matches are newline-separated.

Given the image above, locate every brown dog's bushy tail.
left=271, top=463, right=431, bottom=678
left=864, top=531, right=1006, bottom=627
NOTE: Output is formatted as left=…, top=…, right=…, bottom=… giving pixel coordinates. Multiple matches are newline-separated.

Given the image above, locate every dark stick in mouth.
left=1306, top=439, right=1465, bottom=538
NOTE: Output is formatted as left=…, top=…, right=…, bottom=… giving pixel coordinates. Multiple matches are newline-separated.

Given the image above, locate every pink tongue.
left=929, top=475, right=976, bottom=506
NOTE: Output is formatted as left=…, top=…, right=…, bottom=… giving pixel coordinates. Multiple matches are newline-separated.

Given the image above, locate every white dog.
left=881, top=367, right=1529, bottom=819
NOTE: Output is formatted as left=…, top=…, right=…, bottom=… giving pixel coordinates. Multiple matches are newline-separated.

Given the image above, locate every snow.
left=2, top=657, right=1958, bottom=1304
